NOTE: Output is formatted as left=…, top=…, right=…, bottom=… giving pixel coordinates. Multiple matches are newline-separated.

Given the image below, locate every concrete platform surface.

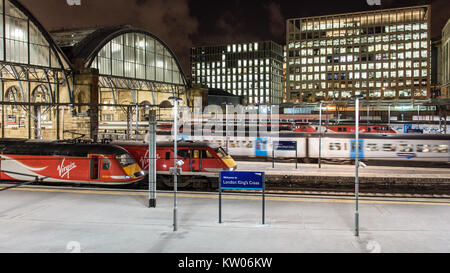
left=237, top=161, right=450, bottom=178
left=1, top=186, right=450, bottom=253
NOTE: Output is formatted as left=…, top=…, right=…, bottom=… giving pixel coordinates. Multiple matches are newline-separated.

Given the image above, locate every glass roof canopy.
left=52, top=26, right=187, bottom=87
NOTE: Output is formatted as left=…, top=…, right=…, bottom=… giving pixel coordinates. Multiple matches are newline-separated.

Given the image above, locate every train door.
left=255, top=137, right=268, bottom=156
left=89, top=155, right=101, bottom=180
left=191, top=149, right=201, bottom=172
left=350, top=140, right=364, bottom=159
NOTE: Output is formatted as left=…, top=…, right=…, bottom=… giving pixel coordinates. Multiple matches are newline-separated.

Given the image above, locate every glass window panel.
left=146, top=65, right=155, bottom=81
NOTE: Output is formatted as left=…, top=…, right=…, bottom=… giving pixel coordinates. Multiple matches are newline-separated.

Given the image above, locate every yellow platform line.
left=4, top=186, right=450, bottom=206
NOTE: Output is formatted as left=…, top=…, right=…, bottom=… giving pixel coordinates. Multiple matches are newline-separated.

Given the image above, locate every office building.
left=286, top=5, right=431, bottom=102
left=191, top=41, right=284, bottom=104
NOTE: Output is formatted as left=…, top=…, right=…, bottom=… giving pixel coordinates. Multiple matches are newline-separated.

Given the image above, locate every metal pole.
left=272, top=141, right=275, bottom=168
left=148, top=109, right=157, bottom=208
left=225, top=104, right=229, bottom=153
left=388, top=104, right=391, bottom=131
left=319, top=102, right=322, bottom=168
left=219, top=172, right=222, bottom=224
left=173, top=98, right=179, bottom=232
left=262, top=173, right=265, bottom=225
left=62, top=106, right=65, bottom=140
left=417, top=104, right=420, bottom=130
left=367, top=104, right=369, bottom=126
left=355, top=97, right=360, bottom=237
left=136, top=103, right=139, bottom=137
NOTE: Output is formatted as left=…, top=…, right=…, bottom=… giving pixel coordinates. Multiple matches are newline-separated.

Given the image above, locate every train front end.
left=114, top=151, right=145, bottom=182
left=213, top=146, right=237, bottom=171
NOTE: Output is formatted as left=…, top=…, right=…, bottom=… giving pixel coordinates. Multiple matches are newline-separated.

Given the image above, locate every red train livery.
left=293, top=123, right=396, bottom=134
left=0, top=139, right=145, bottom=185
left=110, top=141, right=237, bottom=177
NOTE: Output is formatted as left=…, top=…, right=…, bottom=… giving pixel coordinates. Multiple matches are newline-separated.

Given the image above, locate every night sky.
left=20, top=0, right=450, bottom=76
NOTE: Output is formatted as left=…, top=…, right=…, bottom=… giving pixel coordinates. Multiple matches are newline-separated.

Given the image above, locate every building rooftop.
left=287, top=4, right=430, bottom=21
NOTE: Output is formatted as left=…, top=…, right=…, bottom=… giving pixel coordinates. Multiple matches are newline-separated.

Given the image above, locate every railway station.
left=0, top=0, right=450, bottom=256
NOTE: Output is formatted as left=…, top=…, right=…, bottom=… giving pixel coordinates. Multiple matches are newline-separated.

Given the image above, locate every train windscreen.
left=214, top=147, right=229, bottom=159
left=115, top=153, right=136, bottom=167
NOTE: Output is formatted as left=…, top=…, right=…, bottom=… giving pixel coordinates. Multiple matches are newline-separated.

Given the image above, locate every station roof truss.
left=52, top=25, right=187, bottom=103
left=0, top=0, right=75, bottom=113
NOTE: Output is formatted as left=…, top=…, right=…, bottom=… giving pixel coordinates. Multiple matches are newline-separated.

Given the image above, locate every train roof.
left=0, top=138, right=130, bottom=156
left=157, top=141, right=221, bottom=149
left=157, top=131, right=450, bottom=140
left=110, top=140, right=221, bottom=149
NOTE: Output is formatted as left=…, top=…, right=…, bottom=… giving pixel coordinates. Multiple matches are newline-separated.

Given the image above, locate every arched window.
left=90, top=32, right=184, bottom=85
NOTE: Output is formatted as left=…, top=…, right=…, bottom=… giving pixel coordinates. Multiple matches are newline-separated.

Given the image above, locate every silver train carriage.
left=156, top=132, right=450, bottom=163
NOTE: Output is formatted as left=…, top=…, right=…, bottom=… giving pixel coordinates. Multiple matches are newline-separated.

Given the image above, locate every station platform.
left=235, top=161, right=450, bottom=191
left=1, top=185, right=450, bottom=253
left=236, top=161, right=450, bottom=178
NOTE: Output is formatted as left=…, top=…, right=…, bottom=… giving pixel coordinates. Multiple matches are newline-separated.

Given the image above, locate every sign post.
left=148, top=109, right=157, bottom=208
left=274, top=141, right=297, bottom=169
left=219, top=171, right=266, bottom=225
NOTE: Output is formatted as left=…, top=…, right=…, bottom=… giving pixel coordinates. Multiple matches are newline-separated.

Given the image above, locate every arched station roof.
left=3, top=0, right=71, bottom=69
left=53, top=25, right=187, bottom=86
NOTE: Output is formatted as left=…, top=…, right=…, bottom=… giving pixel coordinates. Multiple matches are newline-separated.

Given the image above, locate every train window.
left=416, top=144, right=431, bottom=153
left=343, top=127, right=347, bottom=132
left=102, top=158, right=111, bottom=170
left=177, top=149, right=190, bottom=160
left=382, top=144, right=396, bottom=152
left=329, top=143, right=341, bottom=151
left=166, top=152, right=171, bottom=160
left=366, top=143, right=379, bottom=151
left=115, top=153, right=135, bottom=167
left=399, top=144, right=414, bottom=152
left=433, top=145, right=449, bottom=153
left=338, top=128, right=342, bottom=132
left=193, top=150, right=200, bottom=159
left=205, top=150, right=214, bottom=158
left=214, top=147, right=229, bottom=159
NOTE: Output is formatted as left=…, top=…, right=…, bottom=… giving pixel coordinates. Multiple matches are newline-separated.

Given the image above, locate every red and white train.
left=108, top=140, right=237, bottom=189
left=111, top=140, right=236, bottom=177
left=0, top=139, right=145, bottom=185
left=292, top=123, right=396, bottom=134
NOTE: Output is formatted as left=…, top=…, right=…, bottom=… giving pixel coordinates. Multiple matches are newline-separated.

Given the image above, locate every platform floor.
left=0, top=185, right=450, bottom=253
left=236, top=161, right=450, bottom=178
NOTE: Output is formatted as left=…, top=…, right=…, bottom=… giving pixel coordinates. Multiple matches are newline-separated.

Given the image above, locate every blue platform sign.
left=274, top=141, right=297, bottom=151
left=220, top=171, right=264, bottom=191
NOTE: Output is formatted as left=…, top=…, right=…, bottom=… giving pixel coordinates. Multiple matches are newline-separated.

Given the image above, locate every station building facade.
left=190, top=41, right=284, bottom=105
left=0, top=0, right=187, bottom=141
left=442, top=18, right=450, bottom=98
left=286, top=5, right=431, bottom=102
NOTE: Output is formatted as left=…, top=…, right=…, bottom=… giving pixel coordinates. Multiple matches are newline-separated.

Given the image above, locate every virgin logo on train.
left=57, top=158, right=77, bottom=179
left=140, top=149, right=159, bottom=170
left=141, top=150, right=149, bottom=170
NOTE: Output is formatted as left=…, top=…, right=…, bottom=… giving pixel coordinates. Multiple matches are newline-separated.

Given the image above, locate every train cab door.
left=89, top=155, right=101, bottom=180
left=350, top=140, right=364, bottom=159
left=190, top=149, right=201, bottom=172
